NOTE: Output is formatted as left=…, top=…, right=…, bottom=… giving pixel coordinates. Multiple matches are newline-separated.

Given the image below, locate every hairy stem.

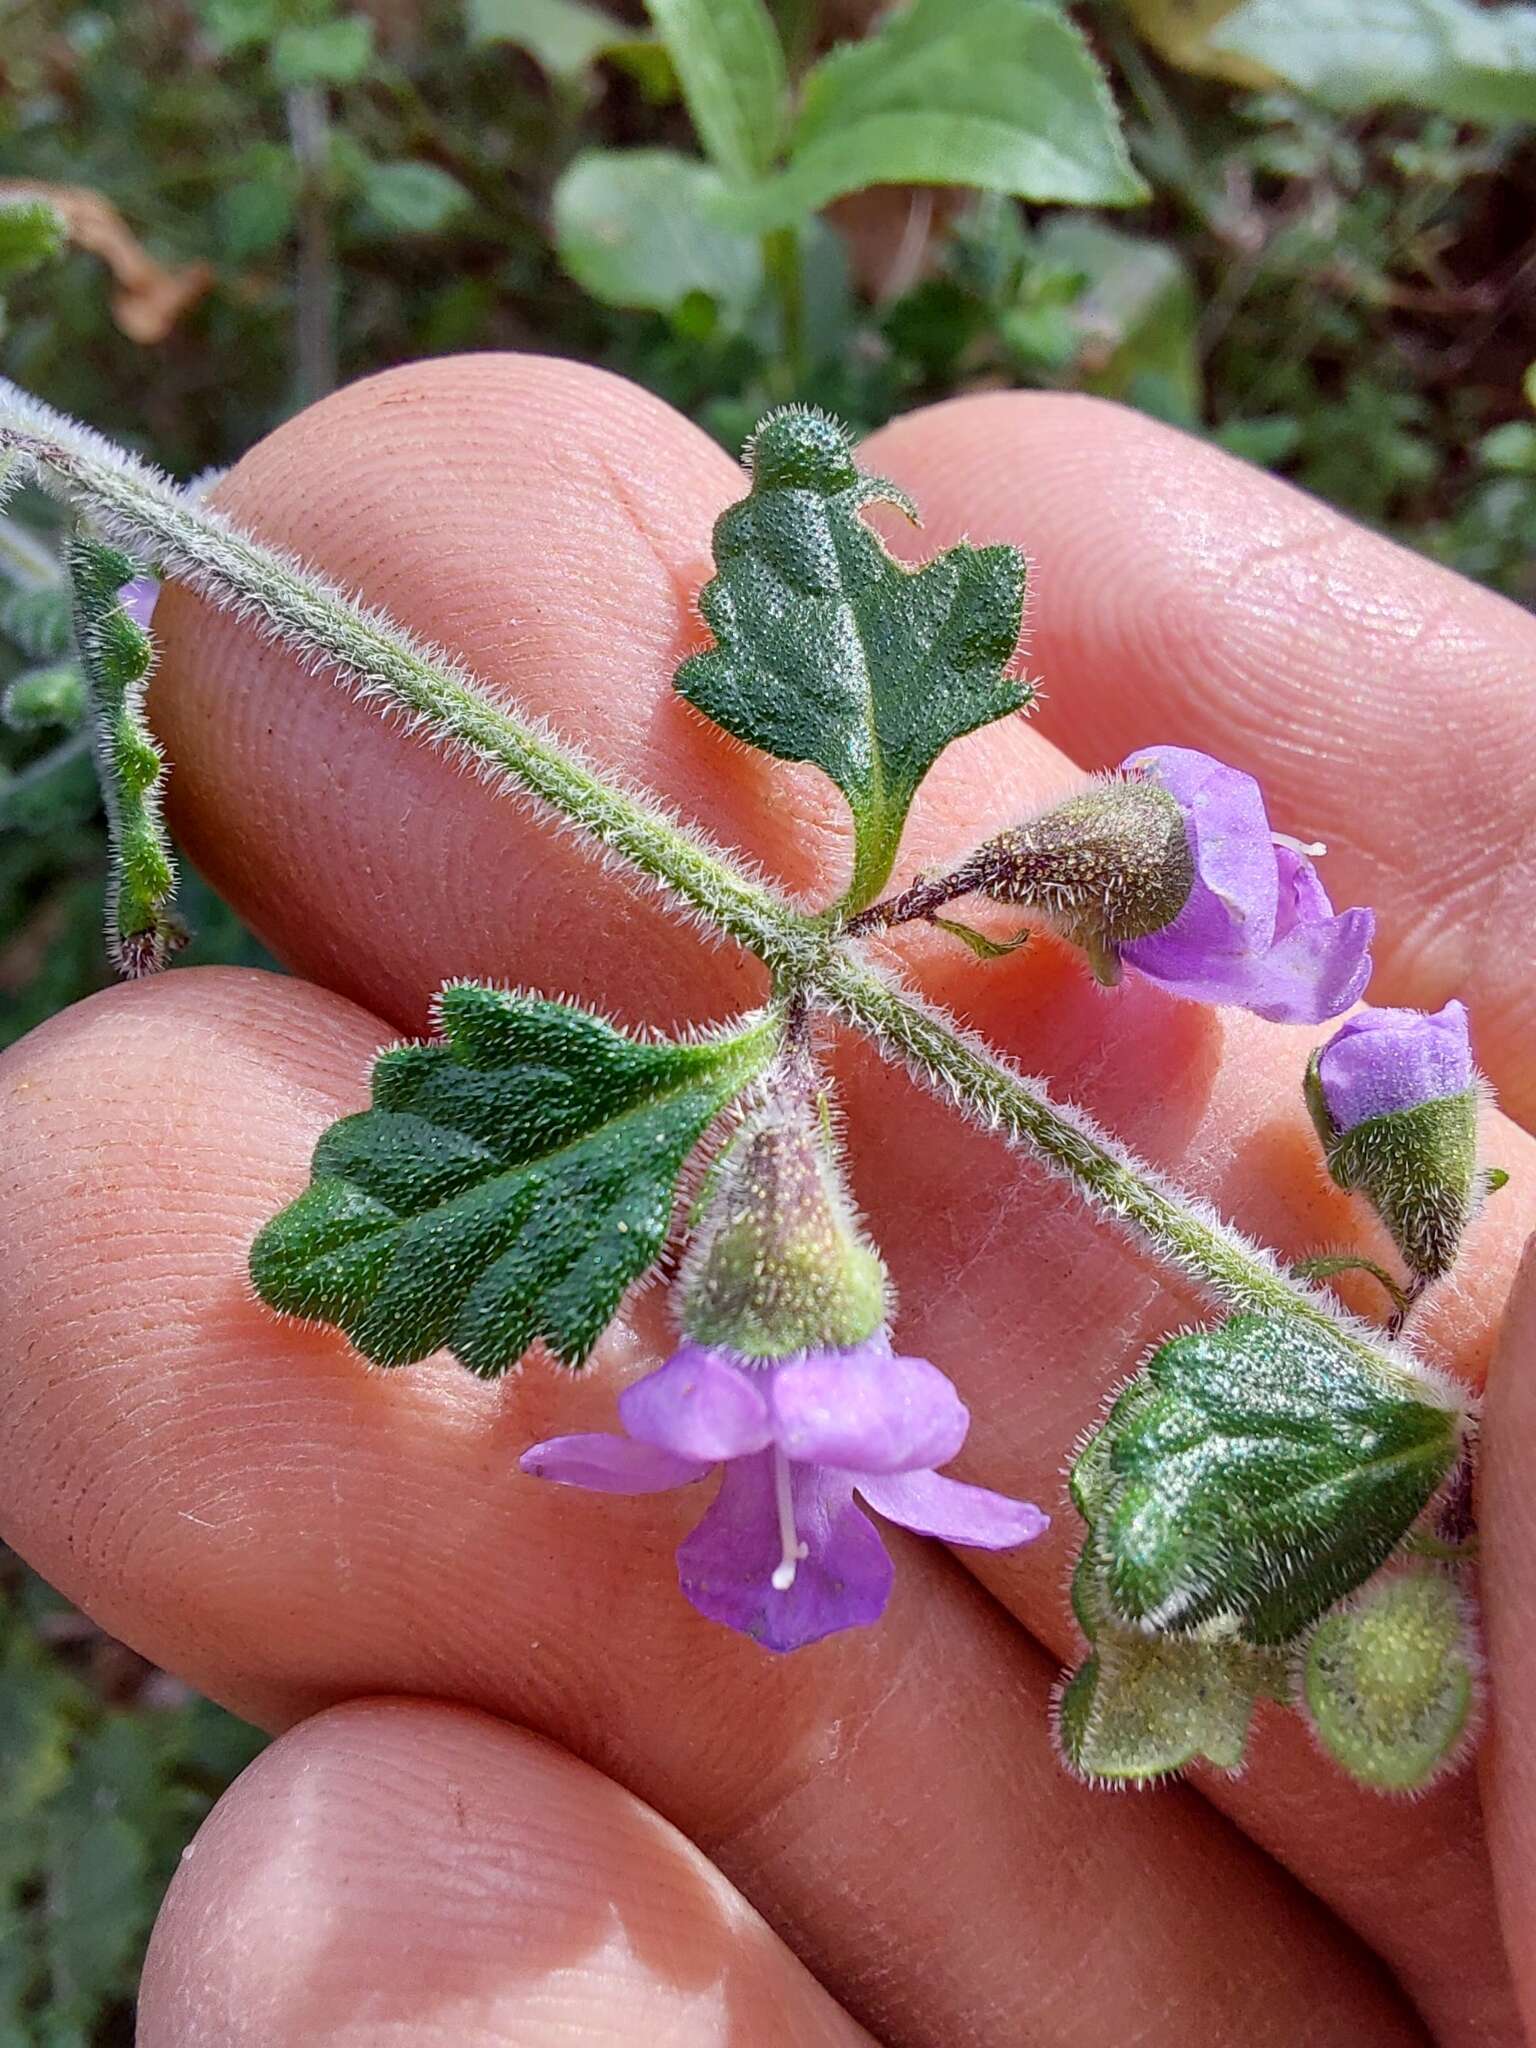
left=0, top=379, right=1452, bottom=1409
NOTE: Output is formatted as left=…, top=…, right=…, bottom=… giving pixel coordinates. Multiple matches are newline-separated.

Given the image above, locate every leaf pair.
left=251, top=984, right=778, bottom=1375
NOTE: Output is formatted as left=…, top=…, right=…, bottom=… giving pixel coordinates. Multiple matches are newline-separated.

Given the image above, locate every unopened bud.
left=1306, top=1002, right=1486, bottom=1284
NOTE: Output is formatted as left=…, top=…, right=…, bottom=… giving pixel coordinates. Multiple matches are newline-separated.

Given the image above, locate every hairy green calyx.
left=1302, top=1566, right=1477, bottom=1791
left=680, top=1100, right=887, bottom=1356
left=1059, top=1530, right=1287, bottom=1783
left=977, top=777, right=1193, bottom=985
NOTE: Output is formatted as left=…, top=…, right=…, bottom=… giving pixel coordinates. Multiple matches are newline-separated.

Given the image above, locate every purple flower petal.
left=1318, top=999, right=1473, bottom=1132
left=768, top=1343, right=969, bottom=1474
left=118, top=575, right=159, bottom=632
left=856, top=1468, right=1049, bottom=1549
left=677, top=1451, right=893, bottom=1653
left=1121, top=747, right=1279, bottom=968
left=618, top=1345, right=772, bottom=1462
left=520, top=1432, right=711, bottom=1494
left=1239, top=901, right=1376, bottom=1024
left=1118, top=748, right=1373, bottom=1023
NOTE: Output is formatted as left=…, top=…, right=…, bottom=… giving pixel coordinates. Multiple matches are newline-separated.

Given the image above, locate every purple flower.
left=1316, top=1000, right=1473, bottom=1134
left=520, top=1337, right=1047, bottom=1653
left=1117, top=746, right=1374, bottom=1025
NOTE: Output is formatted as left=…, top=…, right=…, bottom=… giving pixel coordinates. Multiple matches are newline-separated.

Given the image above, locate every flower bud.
left=976, top=776, right=1194, bottom=986
left=1306, top=1001, right=1482, bottom=1284
left=679, top=1102, right=887, bottom=1357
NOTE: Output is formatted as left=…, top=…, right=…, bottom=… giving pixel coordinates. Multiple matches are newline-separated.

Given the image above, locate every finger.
left=0, top=969, right=1423, bottom=2048
left=1479, top=1231, right=1536, bottom=2037
left=860, top=393, right=1536, bottom=1127
left=139, top=1697, right=874, bottom=2047
left=141, top=354, right=1534, bottom=2033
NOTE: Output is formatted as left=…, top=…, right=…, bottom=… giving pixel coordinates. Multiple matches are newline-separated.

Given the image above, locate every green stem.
left=762, top=225, right=805, bottom=396
left=818, top=954, right=1433, bottom=1399
left=0, top=378, right=1454, bottom=1411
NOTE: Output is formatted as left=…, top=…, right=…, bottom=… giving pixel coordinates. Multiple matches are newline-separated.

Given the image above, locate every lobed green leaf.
left=676, top=407, right=1028, bottom=912
left=251, top=985, right=779, bottom=1373
left=1090, top=1314, right=1462, bottom=1644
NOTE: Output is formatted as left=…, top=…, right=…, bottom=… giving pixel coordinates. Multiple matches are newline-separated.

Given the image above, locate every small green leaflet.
left=1301, top=1566, right=1476, bottom=1791
left=68, top=537, right=182, bottom=977
left=1082, top=1314, right=1462, bottom=1645
left=677, top=408, right=1028, bottom=913
left=250, top=984, right=777, bottom=1375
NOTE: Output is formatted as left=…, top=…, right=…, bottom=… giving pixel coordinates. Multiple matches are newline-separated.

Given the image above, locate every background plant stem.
left=762, top=225, right=805, bottom=394
left=284, top=84, right=338, bottom=411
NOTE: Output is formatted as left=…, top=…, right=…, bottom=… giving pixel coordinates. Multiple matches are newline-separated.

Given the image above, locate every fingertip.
left=138, top=1698, right=869, bottom=2047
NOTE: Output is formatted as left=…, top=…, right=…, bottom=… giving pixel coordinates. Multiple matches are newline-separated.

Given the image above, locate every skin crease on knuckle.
left=0, top=353, right=1524, bottom=2044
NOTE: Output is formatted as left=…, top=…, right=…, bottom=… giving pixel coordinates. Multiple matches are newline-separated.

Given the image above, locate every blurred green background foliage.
left=0, top=0, right=1532, bottom=2036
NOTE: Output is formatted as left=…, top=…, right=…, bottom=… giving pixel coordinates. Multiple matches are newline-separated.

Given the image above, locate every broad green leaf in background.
left=198, top=0, right=280, bottom=54
left=733, top=0, right=1146, bottom=233
left=251, top=984, right=779, bottom=1372
left=1090, top=1314, right=1462, bottom=1644
left=0, top=198, right=65, bottom=282
left=642, top=0, right=787, bottom=183
left=1301, top=1565, right=1477, bottom=1790
left=552, top=150, right=764, bottom=316
left=360, top=160, right=474, bottom=235
left=269, top=15, right=376, bottom=87
left=676, top=408, right=1029, bottom=912
left=468, top=0, right=625, bottom=77
left=1213, top=0, right=1536, bottom=122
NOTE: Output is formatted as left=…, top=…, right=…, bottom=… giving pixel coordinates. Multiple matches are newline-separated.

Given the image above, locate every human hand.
left=3, top=357, right=1535, bottom=2046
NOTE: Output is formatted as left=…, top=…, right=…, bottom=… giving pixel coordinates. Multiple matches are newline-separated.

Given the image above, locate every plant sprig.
left=0, top=378, right=1478, bottom=1790
left=0, top=375, right=1440, bottom=1400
